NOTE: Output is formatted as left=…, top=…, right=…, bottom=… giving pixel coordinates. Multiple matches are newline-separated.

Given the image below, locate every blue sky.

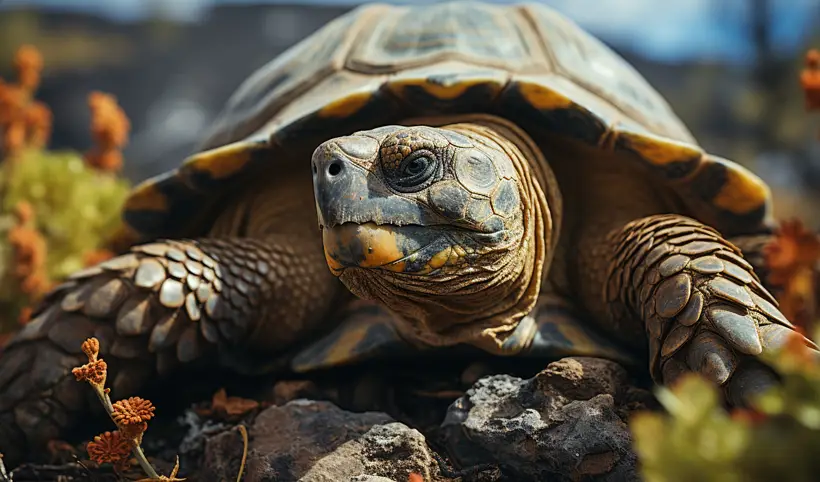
left=1, top=0, right=817, bottom=63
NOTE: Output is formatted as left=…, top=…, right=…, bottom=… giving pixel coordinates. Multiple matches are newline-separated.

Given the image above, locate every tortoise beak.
left=322, top=222, right=426, bottom=274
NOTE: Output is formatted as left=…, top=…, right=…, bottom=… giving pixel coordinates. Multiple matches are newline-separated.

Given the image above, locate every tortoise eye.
left=404, top=157, right=428, bottom=175
left=389, top=150, right=439, bottom=192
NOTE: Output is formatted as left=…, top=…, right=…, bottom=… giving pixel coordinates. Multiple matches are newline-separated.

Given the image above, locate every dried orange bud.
left=112, top=397, right=155, bottom=436
left=14, top=45, right=43, bottom=92
left=84, top=90, right=130, bottom=173
left=81, top=337, right=100, bottom=362
left=802, top=49, right=820, bottom=111
left=86, top=431, right=131, bottom=466
left=72, top=359, right=107, bottom=385
left=408, top=474, right=424, bottom=482
left=0, top=81, right=25, bottom=126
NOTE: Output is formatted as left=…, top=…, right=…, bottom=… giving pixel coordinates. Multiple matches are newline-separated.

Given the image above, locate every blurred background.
left=0, top=0, right=818, bottom=225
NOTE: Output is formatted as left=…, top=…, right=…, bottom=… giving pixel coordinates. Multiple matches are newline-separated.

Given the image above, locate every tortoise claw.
left=684, top=331, right=737, bottom=386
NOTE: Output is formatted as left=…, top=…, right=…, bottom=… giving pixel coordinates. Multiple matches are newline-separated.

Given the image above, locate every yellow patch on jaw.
left=323, top=245, right=345, bottom=276
left=427, top=246, right=452, bottom=269
left=322, top=223, right=409, bottom=273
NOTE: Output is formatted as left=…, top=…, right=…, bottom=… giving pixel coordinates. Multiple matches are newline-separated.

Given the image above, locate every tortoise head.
left=311, top=121, right=554, bottom=352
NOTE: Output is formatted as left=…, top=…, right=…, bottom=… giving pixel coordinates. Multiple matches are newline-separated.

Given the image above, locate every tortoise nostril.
left=328, top=161, right=342, bottom=176
left=312, top=162, right=318, bottom=175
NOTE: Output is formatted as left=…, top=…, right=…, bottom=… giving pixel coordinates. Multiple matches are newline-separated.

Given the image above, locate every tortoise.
left=0, top=0, right=816, bottom=462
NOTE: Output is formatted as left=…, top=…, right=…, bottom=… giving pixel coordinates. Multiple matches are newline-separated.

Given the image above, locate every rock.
left=441, top=357, right=642, bottom=482
left=302, top=422, right=442, bottom=482
left=202, top=399, right=446, bottom=482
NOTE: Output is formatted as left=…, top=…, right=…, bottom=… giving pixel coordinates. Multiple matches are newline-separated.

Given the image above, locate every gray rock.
left=202, top=399, right=446, bottom=482
left=441, top=357, right=643, bottom=482
left=302, top=422, right=442, bottom=482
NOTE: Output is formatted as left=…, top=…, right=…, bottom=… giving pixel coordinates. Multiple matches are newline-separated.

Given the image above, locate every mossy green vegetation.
left=0, top=148, right=130, bottom=325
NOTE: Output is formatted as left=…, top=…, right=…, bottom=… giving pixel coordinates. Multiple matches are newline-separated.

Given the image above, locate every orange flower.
left=112, top=397, right=155, bottom=438
left=72, top=359, right=108, bottom=386
left=13, top=45, right=43, bottom=93
left=763, top=218, right=820, bottom=331
left=7, top=201, right=50, bottom=300
left=81, top=337, right=100, bottom=362
left=84, top=91, right=130, bottom=173
left=802, top=49, right=820, bottom=111
left=86, top=431, right=131, bottom=467
left=408, top=474, right=424, bottom=482
left=0, top=82, right=26, bottom=127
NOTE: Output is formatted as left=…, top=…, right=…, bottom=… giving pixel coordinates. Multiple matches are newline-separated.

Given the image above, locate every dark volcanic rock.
left=441, top=357, right=644, bottom=482
left=202, top=399, right=445, bottom=482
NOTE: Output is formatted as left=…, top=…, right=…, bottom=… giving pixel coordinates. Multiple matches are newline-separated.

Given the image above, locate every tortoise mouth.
left=321, top=221, right=452, bottom=275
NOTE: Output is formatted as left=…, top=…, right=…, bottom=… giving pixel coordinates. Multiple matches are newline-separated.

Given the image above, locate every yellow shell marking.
left=517, top=81, right=573, bottom=110
left=391, top=78, right=496, bottom=100
left=711, top=163, right=771, bottom=214
left=318, top=92, right=372, bottom=118
left=183, top=142, right=261, bottom=180
left=619, top=132, right=702, bottom=166
left=124, top=182, right=169, bottom=212
left=319, top=321, right=372, bottom=369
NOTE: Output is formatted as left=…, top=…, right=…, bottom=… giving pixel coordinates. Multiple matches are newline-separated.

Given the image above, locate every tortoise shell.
left=120, top=1, right=773, bottom=247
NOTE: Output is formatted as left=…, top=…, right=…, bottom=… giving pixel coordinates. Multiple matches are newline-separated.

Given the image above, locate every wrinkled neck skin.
left=336, top=115, right=558, bottom=354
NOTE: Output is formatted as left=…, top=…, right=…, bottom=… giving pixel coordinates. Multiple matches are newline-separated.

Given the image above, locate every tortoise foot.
left=608, top=214, right=819, bottom=405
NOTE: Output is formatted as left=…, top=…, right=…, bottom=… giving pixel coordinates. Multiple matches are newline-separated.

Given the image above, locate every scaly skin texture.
left=601, top=215, right=816, bottom=403
left=0, top=169, right=342, bottom=465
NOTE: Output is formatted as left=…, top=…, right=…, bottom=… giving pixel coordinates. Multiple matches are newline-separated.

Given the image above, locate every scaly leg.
left=0, top=235, right=340, bottom=465
left=599, top=215, right=818, bottom=404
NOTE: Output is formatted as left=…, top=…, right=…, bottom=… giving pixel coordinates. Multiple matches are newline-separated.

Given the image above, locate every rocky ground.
left=3, top=357, right=658, bottom=482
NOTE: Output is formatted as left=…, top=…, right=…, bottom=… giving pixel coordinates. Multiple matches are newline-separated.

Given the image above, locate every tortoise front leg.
left=0, top=235, right=340, bottom=464
left=601, top=214, right=818, bottom=404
